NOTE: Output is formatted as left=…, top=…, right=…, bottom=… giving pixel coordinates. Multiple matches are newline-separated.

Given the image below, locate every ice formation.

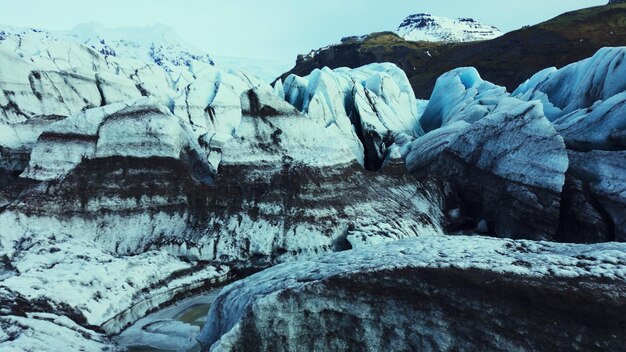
left=200, top=235, right=626, bottom=351
left=279, top=63, right=422, bottom=169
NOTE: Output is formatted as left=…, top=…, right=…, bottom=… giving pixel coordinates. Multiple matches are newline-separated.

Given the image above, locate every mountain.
left=396, top=13, right=502, bottom=42
left=0, top=23, right=289, bottom=84
left=0, top=22, right=214, bottom=73
left=63, top=22, right=214, bottom=72
left=280, top=2, right=626, bottom=98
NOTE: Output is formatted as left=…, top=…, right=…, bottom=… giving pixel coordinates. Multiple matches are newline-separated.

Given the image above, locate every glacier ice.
left=21, top=99, right=214, bottom=183
left=411, top=95, right=568, bottom=240
left=0, top=85, right=443, bottom=265
left=409, top=48, right=626, bottom=241
left=199, top=235, right=626, bottom=351
left=513, top=47, right=626, bottom=120
left=0, top=25, right=270, bottom=180
left=553, top=91, right=626, bottom=151
left=64, top=22, right=215, bottom=72
left=419, top=67, right=507, bottom=132
left=564, top=150, right=626, bottom=242
left=511, top=47, right=626, bottom=151
left=281, top=63, right=422, bottom=169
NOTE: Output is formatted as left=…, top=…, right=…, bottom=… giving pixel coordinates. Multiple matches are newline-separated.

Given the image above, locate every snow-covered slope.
left=396, top=13, right=502, bottom=42
left=0, top=22, right=213, bottom=73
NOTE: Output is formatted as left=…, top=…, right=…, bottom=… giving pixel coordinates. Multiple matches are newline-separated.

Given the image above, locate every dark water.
left=176, top=304, right=213, bottom=327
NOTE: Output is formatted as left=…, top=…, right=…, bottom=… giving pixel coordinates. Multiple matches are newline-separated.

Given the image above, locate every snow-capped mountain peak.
left=396, top=13, right=502, bottom=43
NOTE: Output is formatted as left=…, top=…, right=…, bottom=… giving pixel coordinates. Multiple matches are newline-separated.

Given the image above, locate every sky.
left=0, top=0, right=608, bottom=63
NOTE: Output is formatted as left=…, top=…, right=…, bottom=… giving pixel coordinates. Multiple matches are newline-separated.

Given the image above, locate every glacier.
left=513, top=47, right=626, bottom=119
left=419, top=67, right=508, bottom=132
left=213, top=55, right=294, bottom=83
left=0, top=28, right=445, bottom=350
left=0, top=34, right=449, bottom=352
left=0, top=17, right=625, bottom=352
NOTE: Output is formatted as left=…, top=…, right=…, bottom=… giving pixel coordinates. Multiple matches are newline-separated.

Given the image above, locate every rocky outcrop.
left=199, top=235, right=626, bottom=352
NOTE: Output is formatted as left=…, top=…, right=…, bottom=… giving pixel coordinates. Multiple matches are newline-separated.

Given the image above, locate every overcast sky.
left=0, top=0, right=608, bottom=62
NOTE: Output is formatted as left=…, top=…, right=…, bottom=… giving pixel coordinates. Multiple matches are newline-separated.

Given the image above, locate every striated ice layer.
left=200, top=235, right=626, bottom=351
left=1, top=87, right=443, bottom=266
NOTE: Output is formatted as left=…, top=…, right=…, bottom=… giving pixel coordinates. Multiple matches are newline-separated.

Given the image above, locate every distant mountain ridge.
left=0, top=23, right=294, bottom=82
left=396, top=13, right=502, bottom=42
left=64, top=22, right=215, bottom=72
left=0, top=22, right=214, bottom=73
